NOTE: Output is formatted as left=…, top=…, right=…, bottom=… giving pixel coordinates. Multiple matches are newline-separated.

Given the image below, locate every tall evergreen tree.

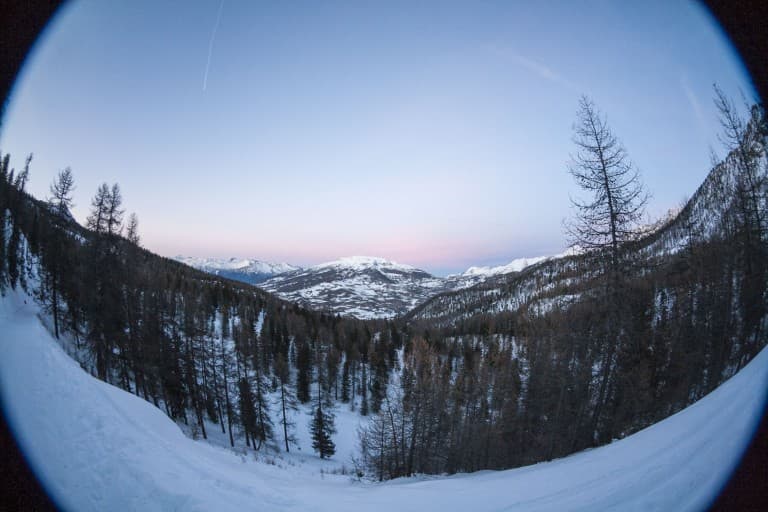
left=0, top=154, right=10, bottom=288
left=48, top=167, right=75, bottom=217
left=84, top=181, right=127, bottom=380
left=7, top=154, right=32, bottom=290
left=274, top=353, right=297, bottom=452
left=125, top=212, right=140, bottom=246
left=42, top=168, right=76, bottom=338
left=310, top=380, right=336, bottom=459
left=296, top=337, right=312, bottom=403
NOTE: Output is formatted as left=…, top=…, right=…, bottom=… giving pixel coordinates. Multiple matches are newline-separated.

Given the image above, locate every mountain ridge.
left=173, top=256, right=300, bottom=285
left=178, top=254, right=558, bottom=319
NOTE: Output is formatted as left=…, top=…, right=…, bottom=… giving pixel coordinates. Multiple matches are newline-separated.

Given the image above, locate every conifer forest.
left=1, top=89, right=765, bottom=485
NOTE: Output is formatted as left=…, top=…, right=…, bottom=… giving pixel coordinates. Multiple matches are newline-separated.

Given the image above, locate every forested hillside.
left=0, top=159, right=399, bottom=455
left=359, top=95, right=767, bottom=478
left=0, top=93, right=765, bottom=483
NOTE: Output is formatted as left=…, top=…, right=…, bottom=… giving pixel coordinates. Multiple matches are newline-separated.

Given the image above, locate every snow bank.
left=0, top=290, right=765, bottom=511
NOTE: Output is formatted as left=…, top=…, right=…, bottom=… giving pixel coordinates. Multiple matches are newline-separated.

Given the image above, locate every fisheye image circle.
left=0, top=2, right=765, bottom=511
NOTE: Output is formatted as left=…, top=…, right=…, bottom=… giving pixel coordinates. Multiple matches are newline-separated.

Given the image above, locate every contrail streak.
left=203, top=0, right=225, bottom=91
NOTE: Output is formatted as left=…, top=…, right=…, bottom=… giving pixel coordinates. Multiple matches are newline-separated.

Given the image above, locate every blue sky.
left=0, top=0, right=757, bottom=275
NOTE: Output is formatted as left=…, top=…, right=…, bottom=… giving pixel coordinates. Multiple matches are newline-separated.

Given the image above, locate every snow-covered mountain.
left=259, top=255, right=557, bottom=319
left=174, top=256, right=301, bottom=285
left=176, top=254, right=557, bottom=319
left=260, top=256, right=449, bottom=319
left=450, top=253, right=562, bottom=283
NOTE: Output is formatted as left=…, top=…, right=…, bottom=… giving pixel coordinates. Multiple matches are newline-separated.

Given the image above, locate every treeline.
left=0, top=160, right=400, bottom=455
left=358, top=93, right=767, bottom=479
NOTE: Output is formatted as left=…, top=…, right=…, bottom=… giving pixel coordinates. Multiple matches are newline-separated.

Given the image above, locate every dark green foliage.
left=6, top=154, right=31, bottom=290
left=340, top=358, right=350, bottom=402
left=238, top=377, right=258, bottom=446
left=360, top=362, right=368, bottom=416
left=296, top=338, right=312, bottom=403
left=274, top=353, right=298, bottom=452
left=310, top=404, right=336, bottom=459
left=0, top=154, right=10, bottom=286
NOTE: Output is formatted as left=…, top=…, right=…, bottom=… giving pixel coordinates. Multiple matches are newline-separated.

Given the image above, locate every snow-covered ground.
left=1, top=289, right=766, bottom=511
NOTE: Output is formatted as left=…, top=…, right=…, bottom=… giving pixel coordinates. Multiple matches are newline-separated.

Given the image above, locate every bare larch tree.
left=566, top=96, right=649, bottom=439
left=566, top=95, right=648, bottom=276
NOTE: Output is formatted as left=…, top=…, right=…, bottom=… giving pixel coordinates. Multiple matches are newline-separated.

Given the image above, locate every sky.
left=0, top=0, right=758, bottom=276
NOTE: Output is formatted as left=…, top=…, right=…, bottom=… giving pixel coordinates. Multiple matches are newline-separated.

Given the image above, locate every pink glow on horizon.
left=148, top=229, right=515, bottom=273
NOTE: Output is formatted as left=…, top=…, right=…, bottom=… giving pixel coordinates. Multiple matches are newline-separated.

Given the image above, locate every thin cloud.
left=680, top=73, right=706, bottom=129
left=512, top=53, right=561, bottom=82
left=489, top=45, right=577, bottom=90
left=203, top=0, right=225, bottom=92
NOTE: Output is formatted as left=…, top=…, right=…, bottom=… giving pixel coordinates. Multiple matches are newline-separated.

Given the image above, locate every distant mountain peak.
left=173, top=256, right=300, bottom=285
left=459, top=255, right=551, bottom=278
left=181, top=253, right=563, bottom=319
left=313, top=256, right=420, bottom=273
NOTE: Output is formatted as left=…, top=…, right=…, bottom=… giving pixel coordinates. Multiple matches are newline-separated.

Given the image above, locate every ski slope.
left=0, top=289, right=766, bottom=512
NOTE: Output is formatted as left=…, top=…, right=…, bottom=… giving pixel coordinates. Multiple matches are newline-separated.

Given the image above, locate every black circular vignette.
left=0, top=1, right=765, bottom=511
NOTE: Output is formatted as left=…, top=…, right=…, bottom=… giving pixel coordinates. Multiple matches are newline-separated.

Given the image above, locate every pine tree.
left=250, top=331, right=273, bottom=450
left=86, top=183, right=109, bottom=233
left=325, top=345, right=340, bottom=401
left=566, top=96, right=648, bottom=274
left=296, top=337, right=312, bottom=403
left=48, top=167, right=75, bottom=217
left=566, top=96, right=649, bottom=439
left=274, top=353, right=297, bottom=452
left=84, top=181, right=127, bottom=380
left=238, top=376, right=258, bottom=448
left=87, top=182, right=124, bottom=236
left=7, top=154, right=31, bottom=290
left=126, top=212, right=140, bottom=245
left=0, top=154, right=10, bottom=288
left=43, top=168, right=76, bottom=338
left=340, top=357, right=350, bottom=402
left=360, top=362, right=369, bottom=416
left=310, top=380, right=336, bottom=459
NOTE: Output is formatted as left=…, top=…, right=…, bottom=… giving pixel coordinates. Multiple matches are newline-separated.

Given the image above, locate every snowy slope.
left=1, top=290, right=766, bottom=512
left=174, top=256, right=301, bottom=285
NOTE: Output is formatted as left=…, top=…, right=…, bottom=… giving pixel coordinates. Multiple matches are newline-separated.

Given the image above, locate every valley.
left=178, top=254, right=555, bottom=319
